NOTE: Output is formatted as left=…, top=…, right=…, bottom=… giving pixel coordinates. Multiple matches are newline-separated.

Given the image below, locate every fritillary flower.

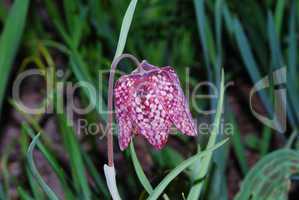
left=114, top=60, right=197, bottom=150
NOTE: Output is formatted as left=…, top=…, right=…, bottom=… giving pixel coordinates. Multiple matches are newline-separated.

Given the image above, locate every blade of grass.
left=194, top=0, right=210, bottom=67
left=233, top=18, right=274, bottom=117
left=44, top=0, right=72, bottom=45
left=17, top=187, right=34, bottom=200
left=82, top=151, right=109, bottom=199
left=288, top=1, right=297, bottom=80
left=130, top=142, right=153, bottom=194
left=27, top=134, right=60, bottom=200
left=267, top=11, right=284, bottom=68
left=0, top=180, right=6, bottom=200
left=147, top=138, right=229, bottom=200
left=274, top=0, right=285, bottom=38
left=69, top=50, right=108, bottom=121
left=113, top=0, right=138, bottom=60
left=287, top=2, right=299, bottom=123
left=259, top=126, right=271, bottom=156
left=20, top=121, right=46, bottom=200
left=267, top=11, right=298, bottom=129
left=56, top=112, right=91, bottom=200
left=20, top=111, right=75, bottom=198
left=208, top=2, right=228, bottom=199
left=187, top=69, right=225, bottom=199
left=193, top=0, right=213, bottom=103
left=0, top=0, right=30, bottom=114
left=229, top=113, right=249, bottom=175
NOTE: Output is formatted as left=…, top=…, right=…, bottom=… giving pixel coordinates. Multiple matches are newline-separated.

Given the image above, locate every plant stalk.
left=107, top=53, right=140, bottom=166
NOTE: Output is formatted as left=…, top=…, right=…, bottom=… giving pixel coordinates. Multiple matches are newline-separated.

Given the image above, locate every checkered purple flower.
left=114, top=61, right=197, bottom=150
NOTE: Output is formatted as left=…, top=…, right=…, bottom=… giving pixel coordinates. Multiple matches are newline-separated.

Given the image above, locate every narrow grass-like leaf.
left=193, top=0, right=217, bottom=111
left=287, top=2, right=299, bottom=123
left=56, top=112, right=91, bottom=200
left=288, top=1, right=297, bottom=79
left=274, top=0, right=285, bottom=38
left=130, top=142, right=153, bottom=194
left=113, top=0, right=138, bottom=60
left=233, top=18, right=273, bottom=116
left=44, top=0, right=71, bottom=45
left=187, top=69, right=225, bottom=200
left=229, top=113, right=248, bottom=175
left=267, top=11, right=284, bottom=68
left=0, top=0, right=30, bottom=113
left=267, top=11, right=298, bottom=129
left=194, top=0, right=210, bottom=67
left=69, top=50, right=108, bottom=121
left=21, top=123, right=75, bottom=199
left=17, top=187, right=34, bottom=200
left=0, top=180, right=6, bottom=200
left=209, top=2, right=228, bottom=199
left=147, top=138, right=229, bottom=200
left=27, top=134, right=60, bottom=200
left=82, top=151, right=109, bottom=199
left=260, top=126, right=271, bottom=156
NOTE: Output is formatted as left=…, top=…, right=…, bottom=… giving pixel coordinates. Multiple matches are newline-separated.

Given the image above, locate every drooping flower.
left=114, top=61, right=197, bottom=150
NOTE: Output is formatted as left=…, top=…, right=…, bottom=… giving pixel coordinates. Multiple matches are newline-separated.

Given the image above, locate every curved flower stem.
left=107, top=53, right=140, bottom=166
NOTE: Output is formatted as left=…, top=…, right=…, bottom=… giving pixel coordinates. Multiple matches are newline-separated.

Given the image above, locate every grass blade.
left=57, top=112, right=91, bottom=200
left=113, top=0, right=138, bottom=60
left=17, top=187, right=34, bottom=200
left=130, top=142, right=153, bottom=194
left=82, top=152, right=110, bottom=199
left=0, top=0, right=30, bottom=113
left=287, top=2, right=299, bottom=123
left=233, top=18, right=274, bottom=117
left=187, top=69, right=225, bottom=199
left=147, top=138, right=229, bottom=200
left=21, top=123, right=75, bottom=200
left=274, top=0, right=286, bottom=38
left=229, top=113, right=249, bottom=175
left=27, top=134, right=60, bottom=200
left=0, top=180, right=6, bottom=200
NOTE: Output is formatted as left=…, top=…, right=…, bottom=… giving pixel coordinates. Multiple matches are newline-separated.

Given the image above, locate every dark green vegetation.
left=0, top=0, right=298, bottom=199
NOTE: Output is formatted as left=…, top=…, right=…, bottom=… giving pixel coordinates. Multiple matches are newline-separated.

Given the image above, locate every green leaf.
left=287, top=2, right=299, bottom=123
left=17, top=187, right=34, bottom=200
left=82, top=152, right=110, bottom=199
left=21, top=123, right=75, bottom=200
left=147, top=138, right=229, bottom=200
left=130, top=142, right=153, bottom=194
left=267, top=11, right=284, bottom=68
left=259, top=126, right=271, bottom=156
left=0, top=179, right=6, bottom=200
left=26, top=134, right=60, bottom=200
left=44, top=0, right=71, bottom=45
left=113, top=0, right=138, bottom=60
left=229, top=114, right=248, bottom=175
left=0, top=0, right=30, bottom=113
left=274, top=0, right=285, bottom=38
left=56, top=112, right=91, bottom=200
left=233, top=18, right=274, bottom=117
left=267, top=11, right=298, bottom=129
left=187, top=69, right=225, bottom=199
left=235, top=149, right=299, bottom=200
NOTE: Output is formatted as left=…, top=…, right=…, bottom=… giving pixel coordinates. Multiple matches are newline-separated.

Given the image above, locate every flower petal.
left=114, top=77, right=135, bottom=150
left=139, top=127, right=170, bottom=149
left=117, top=116, right=133, bottom=150
left=161, top=67, right=198, bottom=136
